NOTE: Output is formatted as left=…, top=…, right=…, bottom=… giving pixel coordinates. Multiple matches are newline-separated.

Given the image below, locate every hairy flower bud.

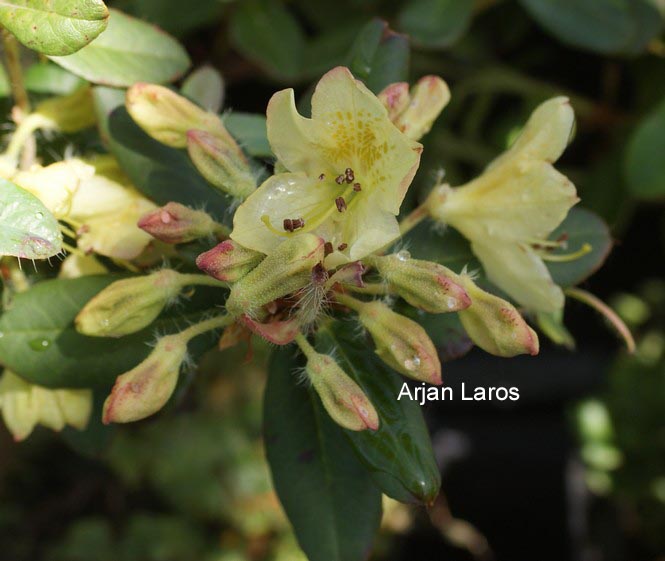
left=187, top=129, right=256, bottom=200
left=196, top=239, right=264, bottom=282
left=138, top=202, right=222, bottom=244
left=372, top=253, right=471, bottom=313
left=305, top=352, right=379, bottom=431
left=379, top=76, right=450, bottom=140
left=126, top=83, right=240, bottom=150
left=102, top=334, right=188, bottom=424
left=76, top=269, right=183, bottom=337
left=457, top=276, right=540, bottom=357
left=355, top=300, right=441, bottom=384
left=225, top=235, right=325, bottom=317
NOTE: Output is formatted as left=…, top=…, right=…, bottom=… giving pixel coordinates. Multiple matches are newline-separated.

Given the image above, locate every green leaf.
left=229, top=0, right=306, bottom=82
left=519, top=0, right=662, bottom=54
left=547, top=207, right=612, bottom=288
left=625, top=98, right=665, bottom=199
left=0, top=275, right=216, bottom=389
left=24, top=62, right=84, bottom=95
left=316, top=322, right=441, bottom=504
left=264, top=349, right=382, bottom=561
left=0, top=178, right=62, bottom=259
left=0, top=63, right=9, bottom=97
left=397, top=0, right=474, bottom=49
left=181, top=65, right=224, bottom=113
left=93, top=86, right=230, bottom=220
left=0, top=0, right=108, bottom=56
left=346, top=19, right=410, bottom=94
left=224, top=112, right=272, bottom=159
left=50, top=8, right=190, bottom=87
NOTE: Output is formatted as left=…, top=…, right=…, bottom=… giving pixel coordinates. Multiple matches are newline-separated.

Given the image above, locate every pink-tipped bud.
left=457, top=275, right=540, bottom=357
left=355, top=300, right=442, bottom=385
left=138, top=202, right=220, bottom=244
left=75, top=269, right=184, bottom=338
left=196, top=239, right=263, bottom=282
left=378, top=76, right=450, bottom=140
left=306, top=352, right=379, bottom=431
left=102, top=334, right=188, bottom=424
left=187, top=129, right=255, bottom=200
left=225, top=235, right=325, bottom=317
left=372, top=253, right=471, bottom=313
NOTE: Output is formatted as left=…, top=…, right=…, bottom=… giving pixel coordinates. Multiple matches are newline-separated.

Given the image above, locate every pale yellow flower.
left=231, top=66, right=422, bottom=266
left=0, top=370, right=92, bottom=441
left=427, top=97, right=579, bottom=312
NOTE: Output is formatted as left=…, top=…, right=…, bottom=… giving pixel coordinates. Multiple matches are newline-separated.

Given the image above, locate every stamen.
left=335, top=174, right=346, bottom=184
left=318, top=173, right=326, bottom=181
left=337, top=243, right=348, bottom=251
left=283, top=218, right=294, bottom=232
left=540, top=243, right=592, bottom=262
left=292, top=218, right=305, bottom=230
left=345, top=168, right=355, bottom=183
left=335, top=197, right=347, bottom=212
left=353, top=183, right=362, bottom=192
left=324, top=242, right=333, bottom=256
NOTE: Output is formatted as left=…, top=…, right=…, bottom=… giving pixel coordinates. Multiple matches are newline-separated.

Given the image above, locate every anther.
left=335, top=197, right=347, bottom=212
left=337, top=243, right=348, bottom=251
left=292, top=218, right=305, bottom=230
left=324, top=241, right=333, bottom=256
left=318, top=173, right=326, bottom=181
left=345, top=168, right=355, bottom=183
left=353, top=183, right=362, bottom=192
left=335, top=174, right=346, bottom=185
left=283, top=218, right=293, bottom=232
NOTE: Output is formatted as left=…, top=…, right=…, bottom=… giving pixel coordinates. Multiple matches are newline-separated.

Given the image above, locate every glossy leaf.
left=0, top=178, right=62, bottom=259
left=547, top=207, right=612, bottom=288
left=520, top=0, right=662, bottom=54
left=316, top=322, right=441, bottom=504
left=224, top=112, right=272, bottom=159
left=50, top=9, right=190, bottom=87
left=625, top=98, right=665, bottom=199
left=229, top=0, right=305, bottom=81
left=0, top=0, right=108, bottom=56
left=346, top=18, right=410, bottom=94
left=93, top=86, right=230, bottom=220
left=0, top=276, right=217, bottom=389
left=398, top=0, right=474, bottom=48
left=181, top=66, right=224, bottom=113
left=24, top=62, right=84, bottom=95
left=264, top=349, right=382, bottom=561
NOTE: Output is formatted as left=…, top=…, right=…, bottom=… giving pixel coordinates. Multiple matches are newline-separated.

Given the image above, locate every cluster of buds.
left=138, top=202, right=228, bottom=244
left=126, top=84, right=256, bottom=200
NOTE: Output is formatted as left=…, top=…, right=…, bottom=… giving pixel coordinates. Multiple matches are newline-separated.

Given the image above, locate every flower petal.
left=231, top=172, right=338, bottom=255
left=472, top=240, right=564, bottom=313
left=342, top=196, right=401, bottom=261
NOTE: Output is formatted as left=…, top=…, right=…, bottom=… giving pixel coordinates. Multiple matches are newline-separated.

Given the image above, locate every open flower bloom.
left=426, top=97, right=579, bottom=312
left=231, top=66, right=422, bottom=266
left=0, top=370, right=92, bottom=441
left=9, top=158, right=155, bottom=260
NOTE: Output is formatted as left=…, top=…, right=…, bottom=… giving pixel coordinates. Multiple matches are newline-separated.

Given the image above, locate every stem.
left=180, top=313, right=234, bottom=340
left=212, top=222, right=231, bottom=238
left=565, top=287, right=635, bottom=353
left=1, top=27, right=30, bottom=113
left=178, top=272, right=228, bottom=289
left=334, top=292, right=365, bottom=312
left=347, top=283, right=391, bottom=296
left=294, top=332, right=316, bottom=359
left=3, top=113, right=53, bottom=164
left=399, top=202, right=430, bottom=236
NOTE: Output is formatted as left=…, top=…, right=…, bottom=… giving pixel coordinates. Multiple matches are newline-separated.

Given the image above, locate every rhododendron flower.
left=231, top=66, right=422, bottom=266
left=426, top=97, right=579, bottom=312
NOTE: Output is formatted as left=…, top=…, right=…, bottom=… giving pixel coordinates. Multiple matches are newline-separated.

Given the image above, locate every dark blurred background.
left=1, top=1, right=664, bottom=560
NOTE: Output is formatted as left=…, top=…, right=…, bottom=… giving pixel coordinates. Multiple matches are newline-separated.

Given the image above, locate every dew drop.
left=396, top=249, right=411, bottom=261
left=446, top=297, right=457, bottom=310
left=404, top=355, right=421, bottom=371
left=28, top=338, right=51, bottom=352
left=0, top=331, right=3, bottom=338
left=101, top=318, right=110, bottom=327
left=35, top=211, right=43, bottom=219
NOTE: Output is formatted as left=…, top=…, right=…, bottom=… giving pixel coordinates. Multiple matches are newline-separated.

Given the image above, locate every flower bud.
left=102, top=334, right=187, bottom=424
left=372, top=253, right=471, bottom=313
left=126, top=83, right=240, bottom=150
left=138, top=202, right=221, bottom=244
left=457, top=275, right=539, bottom=357
left=356, top=300, right=441, bottom=384
left=225, top=235, right=325, bottom=317
left=76, top=269, right=183, bottom=337
left=0, top=370, right=92, bottom=441
left=187, top=129, right=256, bottom=199
left=305, top=352, right=379, bottom=431
left=196, top=239, right=264, bottom=282
left=379, top=76, right=450, bottom=140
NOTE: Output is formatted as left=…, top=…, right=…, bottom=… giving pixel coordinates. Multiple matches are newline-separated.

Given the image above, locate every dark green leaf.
left=0, top=0, right=108, bottom=56
left=229, top=0, right=306, bottom=82
left=520, top=0, right=662, bottom=54
left=317, top=322, right=441, bottom=504
left=114, top=0, right=225, bottom=36
left=93, top=86, right=230, bottom=220
left=547, top=207, right=612, bottom=287
left=264, top=349, right=382, bottom=561
left=50, top=9, right=190, bottom=87
left=625, top=98, right=665, bottom=199
left=181, top=66, right=224, bottom=113
left=398, top=0, right=474, bottom=49
left=224, top=112, right=272, bottom=159
left=0, top=275, right=216, bottom=389
left=346, top=19, right=410, bottom=94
